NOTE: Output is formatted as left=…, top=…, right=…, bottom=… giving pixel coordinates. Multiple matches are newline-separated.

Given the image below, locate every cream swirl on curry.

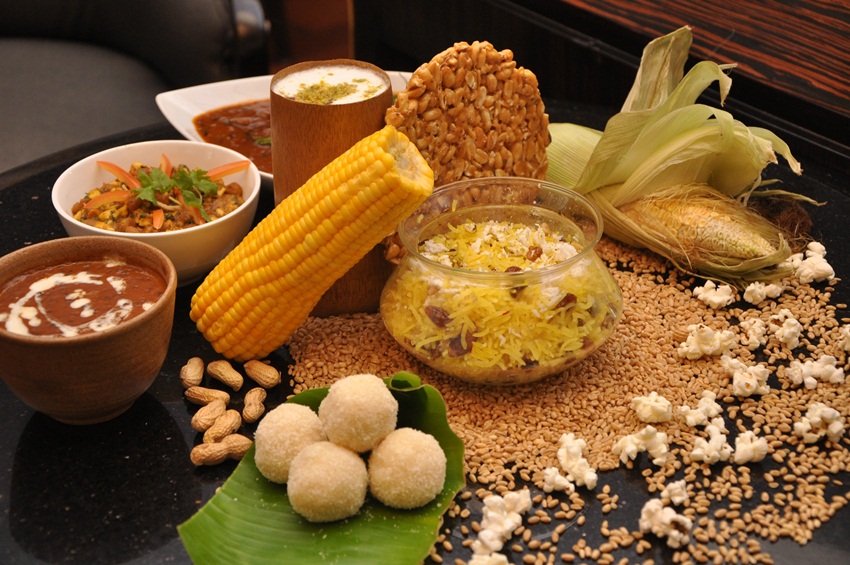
left=0, top=259, right=166, bottom=337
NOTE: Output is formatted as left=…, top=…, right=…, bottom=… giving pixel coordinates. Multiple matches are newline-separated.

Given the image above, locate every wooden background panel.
left=351, top=0, right=643, bottom=105
left=560, top=0, right=850, bottom=122
left=352, top=0, right=850, bottom=164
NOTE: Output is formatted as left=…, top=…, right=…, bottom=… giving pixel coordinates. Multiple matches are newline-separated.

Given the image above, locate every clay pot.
left=0, top=236, right=177, bottom=424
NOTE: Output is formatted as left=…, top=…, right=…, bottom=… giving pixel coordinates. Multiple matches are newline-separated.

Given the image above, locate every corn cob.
left=613, top=183, right=792, bottom=285
left=620, top=197, right=777, bottom=260
left=190, top=125, right=434, bottom=361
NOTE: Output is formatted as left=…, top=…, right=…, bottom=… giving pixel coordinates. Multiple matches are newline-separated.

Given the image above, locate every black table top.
left=0, top=123, right=246, bottom=564
left=1, top=110, right=849, bottom=564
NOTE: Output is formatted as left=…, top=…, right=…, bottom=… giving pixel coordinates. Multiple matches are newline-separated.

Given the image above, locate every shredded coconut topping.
left=420, top=219, right=579, bottom=271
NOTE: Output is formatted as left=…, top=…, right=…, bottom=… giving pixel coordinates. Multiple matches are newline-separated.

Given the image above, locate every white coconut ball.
left=318, top=373, right=398, bottom=453
left=287, top=441, right=369, bottom=522
left=368, top=427, right=447, bottom=509
left=254, top=403, right=326, bottom=484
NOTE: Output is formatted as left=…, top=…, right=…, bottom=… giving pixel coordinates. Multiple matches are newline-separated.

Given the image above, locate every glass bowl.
left=380, top=177, right=623, bottom=385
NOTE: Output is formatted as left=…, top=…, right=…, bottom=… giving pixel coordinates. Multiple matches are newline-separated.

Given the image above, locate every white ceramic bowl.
left=52, top=139, right=261, bottom=286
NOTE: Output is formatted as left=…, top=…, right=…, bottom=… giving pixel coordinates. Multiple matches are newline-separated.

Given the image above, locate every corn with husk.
left=546, top=26, right=808, bottom=286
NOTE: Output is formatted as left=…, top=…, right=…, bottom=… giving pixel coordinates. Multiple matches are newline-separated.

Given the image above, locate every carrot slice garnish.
left=96, top=160, right=141, bottom=189
left=83, top=189, right=133, bottom=210
left=160, top=154, right=173, bottom=178
left=206, top=160, right=251, bottom=181
left=189, top=206, right=205, bottom=225
left=151, top=208, right=165, bottom=230
left=177, top=191, right=205, bottom=225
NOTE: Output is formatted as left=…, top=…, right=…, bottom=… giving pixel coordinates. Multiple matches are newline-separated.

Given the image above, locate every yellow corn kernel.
left=190, top=125, right=434, bottom=361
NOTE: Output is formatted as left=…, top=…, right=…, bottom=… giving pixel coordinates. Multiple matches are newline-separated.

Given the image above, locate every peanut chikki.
left=384, top=40, right=551, bottom=262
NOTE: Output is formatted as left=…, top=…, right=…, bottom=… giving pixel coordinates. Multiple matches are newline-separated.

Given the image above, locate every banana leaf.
left=178, top=371, right=466, bottom=564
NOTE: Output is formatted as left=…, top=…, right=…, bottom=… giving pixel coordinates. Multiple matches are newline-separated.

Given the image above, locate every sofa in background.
left=0, top=0, right=267, bottom=173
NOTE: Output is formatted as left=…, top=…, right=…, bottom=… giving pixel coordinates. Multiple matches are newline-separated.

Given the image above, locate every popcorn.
left=721, top=355, right=771, bottom=397
left=661, top=479, right=689, bottom=505
left=630, top=391, right=673, bottom=423
left=807, top=241, right=827, bottom=256
left=738, top=317, right=768, bottom=351
left=678, top=390, right=723, bottom=427
left=469, top=555, right=509, bottom=565
left=840, top=325, right=850, bottom=352
left=786, top=355, right=845, bottom=389
left=690, top=417, right=733, bottom=465
left=677, top=323, right=736, bottom=359
left=733, top=431, right=769, bottom=464
left=693, top=280, right=736, bottom=308
left=770, top=309, right=802, bottom=349
left=793, top=402, right=845, bottom=444
left=471, top=489, right=533, bottom=555
left=742, top=281, right=783, bottom=305
left=639, top=498, right=692, bottom=549
left=541, top=466, right=574, bottom=494
left=557, top=433, right=598, bottom=489
left=794, top=241, right=834, bottom=284
left=612, top=425, right=669, bottom=466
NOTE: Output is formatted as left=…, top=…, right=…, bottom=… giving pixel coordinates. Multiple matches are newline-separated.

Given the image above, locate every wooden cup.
left=270, top=59, right=394, bottom=317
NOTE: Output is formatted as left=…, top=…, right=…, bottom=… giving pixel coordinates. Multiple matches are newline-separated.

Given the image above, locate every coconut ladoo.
left=287, top=441, right=369, bottom=523
left=254, top=403, right=326, bottom=484
left=369, top=427, right=447, bottom=509
left=318, top=373, right=398, bottom=453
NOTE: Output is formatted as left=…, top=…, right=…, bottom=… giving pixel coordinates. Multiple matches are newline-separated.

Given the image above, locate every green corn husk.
left=546, top=26, right=806, bottom=286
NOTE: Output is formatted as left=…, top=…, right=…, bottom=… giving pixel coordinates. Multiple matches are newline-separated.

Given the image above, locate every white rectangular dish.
left=156, top=72, right=412, bottom=185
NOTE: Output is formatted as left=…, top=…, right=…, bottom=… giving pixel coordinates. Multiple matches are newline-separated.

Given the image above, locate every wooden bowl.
left=0, top=236, right=177, bottom=425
